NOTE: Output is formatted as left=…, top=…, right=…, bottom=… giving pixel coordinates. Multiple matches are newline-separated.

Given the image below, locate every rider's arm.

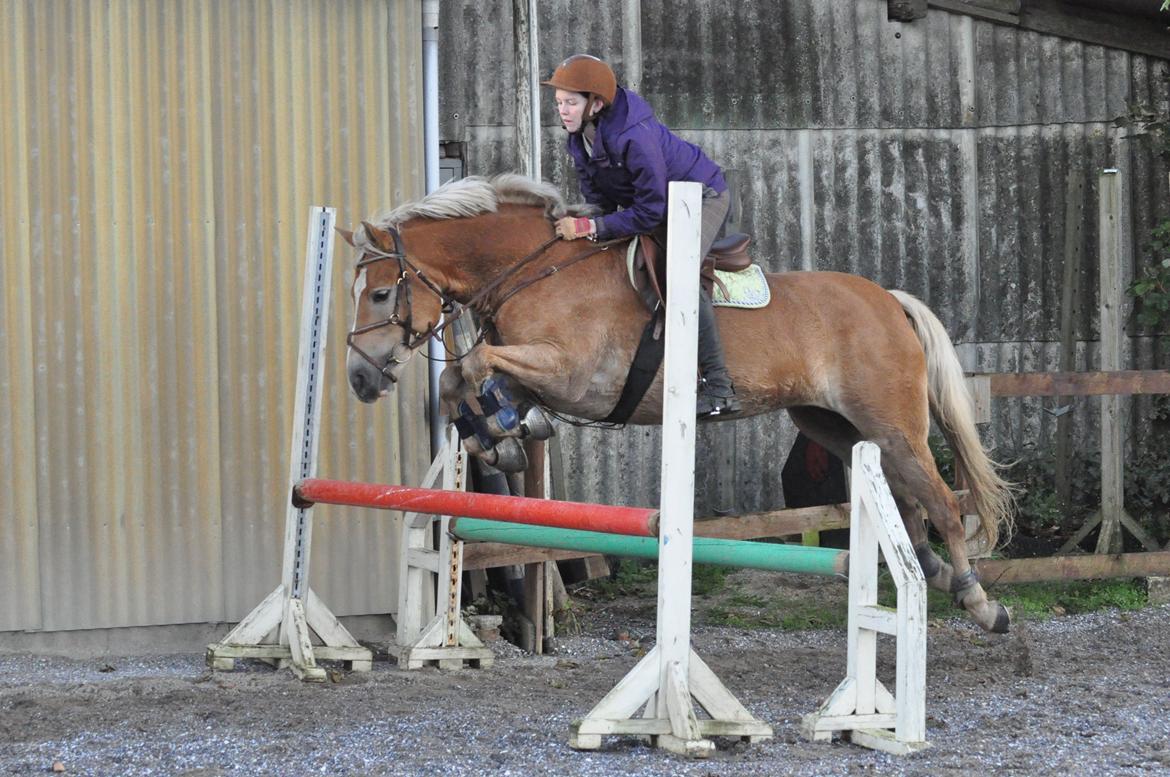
left=592, top=130, right=667, bottom=240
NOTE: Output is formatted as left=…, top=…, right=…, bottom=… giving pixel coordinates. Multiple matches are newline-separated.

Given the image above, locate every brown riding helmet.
left=541, top=54, right=617, bottom=106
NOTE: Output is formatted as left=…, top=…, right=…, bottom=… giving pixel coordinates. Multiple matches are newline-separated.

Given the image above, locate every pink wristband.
left=573, top=217, right=592, bottom=234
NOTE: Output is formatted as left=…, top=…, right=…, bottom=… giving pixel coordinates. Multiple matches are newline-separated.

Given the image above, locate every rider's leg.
left=695, top=188, right=739, bottom=416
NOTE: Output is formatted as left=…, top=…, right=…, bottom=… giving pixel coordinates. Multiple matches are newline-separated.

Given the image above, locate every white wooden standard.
left=801, top=442, right=929, bottom=754
left=393, top=425, right=494, bottom=670
left=207, top=207, right=372, bottom=680
left=568, top=182, right=772, bottom=757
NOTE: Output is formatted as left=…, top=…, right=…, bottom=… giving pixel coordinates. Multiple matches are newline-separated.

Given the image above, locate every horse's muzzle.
left=347, top=343, right=412, bottom=402
left=349, top=364, right=390, bottom=403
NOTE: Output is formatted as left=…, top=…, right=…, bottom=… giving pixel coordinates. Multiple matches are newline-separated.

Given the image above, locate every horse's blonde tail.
left=889, top=290, right=1016, bottom=548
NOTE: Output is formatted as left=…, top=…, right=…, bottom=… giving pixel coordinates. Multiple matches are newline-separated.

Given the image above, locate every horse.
left=340, top=174, right=1016, bottom=634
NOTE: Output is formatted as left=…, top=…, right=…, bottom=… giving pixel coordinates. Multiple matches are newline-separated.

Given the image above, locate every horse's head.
left=343, top=174, right=580, bottom=402
left=342, top=220, right=450, bottom=402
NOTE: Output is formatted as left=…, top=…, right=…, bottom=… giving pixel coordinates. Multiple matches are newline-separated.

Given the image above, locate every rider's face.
left=555, top=89, right=597, bottom=133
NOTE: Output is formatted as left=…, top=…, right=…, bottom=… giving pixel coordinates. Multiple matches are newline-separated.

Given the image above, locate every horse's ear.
left=361, top=220, right=393, bottom=250
left=335, top=227, right=355, bottom=247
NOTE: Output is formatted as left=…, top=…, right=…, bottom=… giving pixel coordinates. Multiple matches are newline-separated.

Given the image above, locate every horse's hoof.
left=521, top=405, right=554, bottom=440
left=991, top=603, right=1011, bottom=634
left=491, top=438, right=528, bottom=472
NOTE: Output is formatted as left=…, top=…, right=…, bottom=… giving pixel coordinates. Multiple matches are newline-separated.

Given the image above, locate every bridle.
left=346, top=223, right=619, bottom=381
left=346, top=225, right=458, bottom=379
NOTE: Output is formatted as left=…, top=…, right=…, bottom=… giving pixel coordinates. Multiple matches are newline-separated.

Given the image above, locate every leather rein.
left=347, top=224, right=619, bottom=379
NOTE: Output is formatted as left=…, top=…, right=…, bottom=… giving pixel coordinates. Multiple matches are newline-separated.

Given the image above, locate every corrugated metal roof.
left=1, top=0, right=427, bottom=633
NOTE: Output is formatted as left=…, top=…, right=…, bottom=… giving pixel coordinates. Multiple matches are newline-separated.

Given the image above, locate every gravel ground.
left=2, top=571, right=1169, bottom=776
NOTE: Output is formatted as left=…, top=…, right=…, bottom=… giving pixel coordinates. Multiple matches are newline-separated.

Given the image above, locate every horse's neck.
left=412, top=209, right=559, bottom=301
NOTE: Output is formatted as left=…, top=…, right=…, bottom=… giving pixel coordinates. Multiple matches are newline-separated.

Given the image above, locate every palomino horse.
left=342, top=174, right=1015, bottom=634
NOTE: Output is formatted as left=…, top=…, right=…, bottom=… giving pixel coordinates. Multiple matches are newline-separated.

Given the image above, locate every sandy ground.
left=2, top=570, right=1169, bottom=777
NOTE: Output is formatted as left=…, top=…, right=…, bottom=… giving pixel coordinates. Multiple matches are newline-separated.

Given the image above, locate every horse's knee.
left=439, top=364, right=468, bottom=405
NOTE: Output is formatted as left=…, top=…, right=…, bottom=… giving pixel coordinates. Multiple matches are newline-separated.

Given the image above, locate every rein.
left=348, top=225, right=619, bottom=378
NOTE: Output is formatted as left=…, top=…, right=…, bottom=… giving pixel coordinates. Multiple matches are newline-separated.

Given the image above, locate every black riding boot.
left=696, top=288, right=740, bottom=416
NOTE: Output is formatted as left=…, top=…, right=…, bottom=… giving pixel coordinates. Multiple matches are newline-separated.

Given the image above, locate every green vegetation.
left=581, top=557, right=1152, bottom=634
left=699, top=568, right=1149, bottom=632
left=993, top=578, right=1147, bottom=619
left=582, top=558, right=735, bottom=600
left=706, top=596, right=849, bottom=631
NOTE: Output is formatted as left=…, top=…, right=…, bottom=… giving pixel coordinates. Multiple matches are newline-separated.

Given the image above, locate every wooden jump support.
left=206, top=207, right=373, bottom=682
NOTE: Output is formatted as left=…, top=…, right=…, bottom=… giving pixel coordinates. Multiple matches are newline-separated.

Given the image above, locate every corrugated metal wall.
left=440, top=0, right=1170, bottom=515
left=0, top=0, right=428, bottom=633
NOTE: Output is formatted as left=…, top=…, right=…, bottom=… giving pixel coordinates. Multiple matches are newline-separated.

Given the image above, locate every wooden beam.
left=1023, top=0, right=1170, bottom=60
left=463, top=544, right=600, bottom=571
left=928, top=0, right=1020, bottom=25
left=928, top=0, right=1170, bottom=59
left=888, top=0, right=928, bottom=22
left=977, top=551, right=1170, bottom=584
left=984, top=370, right=1170, bottom=398
left=694, top=504, right=851, bottom=540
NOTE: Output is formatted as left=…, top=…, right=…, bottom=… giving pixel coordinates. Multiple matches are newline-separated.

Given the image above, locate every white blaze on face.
left=348, top=267, right=368, bottom=361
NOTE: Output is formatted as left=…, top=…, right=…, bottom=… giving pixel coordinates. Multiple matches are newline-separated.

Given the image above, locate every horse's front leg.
left=444, top=351, right=560, bottom=472
left=460, top=341, right=586, bottom=410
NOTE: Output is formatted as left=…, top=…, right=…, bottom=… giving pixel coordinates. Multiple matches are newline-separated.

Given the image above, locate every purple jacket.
left=566, top=87, right=726, bottom=240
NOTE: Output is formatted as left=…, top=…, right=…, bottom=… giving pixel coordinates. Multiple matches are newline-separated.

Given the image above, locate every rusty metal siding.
left=1, top=0, right=426, bottom=634
left=0, top=0, right=41, bottom=631
left=441, top=0, right=1169, bottom=516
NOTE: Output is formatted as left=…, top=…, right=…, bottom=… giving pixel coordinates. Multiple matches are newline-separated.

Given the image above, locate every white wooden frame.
left=392, top=425, right=494, bottom=669
left=207, top=207, right=372, bottom=680
left=800, top=442, right=930, bottom=754
left=566, top=182, right=771, bottom=756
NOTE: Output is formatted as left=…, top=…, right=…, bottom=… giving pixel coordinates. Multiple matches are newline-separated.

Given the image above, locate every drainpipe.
left=513, top=0, right=541, bottom=180
left=527, top=0, right=541, bottom=180
left=623, top=0, right=642, bottom=93
left=423, top=0, right=444, bottom=456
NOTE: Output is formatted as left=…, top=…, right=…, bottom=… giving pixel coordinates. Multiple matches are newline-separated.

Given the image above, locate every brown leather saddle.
left=632, top=228, right=753, bottom=309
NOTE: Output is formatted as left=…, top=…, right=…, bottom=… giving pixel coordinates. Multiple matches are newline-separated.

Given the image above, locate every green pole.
left=451, top=518, right=848, bottom=577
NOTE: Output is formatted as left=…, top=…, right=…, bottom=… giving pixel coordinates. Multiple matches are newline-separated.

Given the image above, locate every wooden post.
left=512, top=0, right=540, bottom=181
left=801, top=443, right=929, bottom=754
left=1097, top=170, right=1128, bottom=554
left=522, top=438, right=546, bottom=653
left=654, top=181, right=703, bottom=751
left=393, top=428, right=495, bottom=670
left=1058, top=172, right=1162, bottom=555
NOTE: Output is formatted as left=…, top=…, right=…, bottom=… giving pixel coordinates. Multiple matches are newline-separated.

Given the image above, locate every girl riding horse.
left=544, top=54, right=739, bottom=417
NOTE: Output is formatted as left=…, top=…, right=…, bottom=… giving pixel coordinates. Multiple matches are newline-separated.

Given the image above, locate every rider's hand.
left=555, top=216, right=595, bottom=241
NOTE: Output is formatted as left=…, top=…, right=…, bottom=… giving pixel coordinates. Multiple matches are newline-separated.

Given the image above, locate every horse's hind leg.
left=788, top=408, right=950, bottom=587
left=882, top=435, right=1009, bottom=633
left=791, top=407, right=1007, bottom=633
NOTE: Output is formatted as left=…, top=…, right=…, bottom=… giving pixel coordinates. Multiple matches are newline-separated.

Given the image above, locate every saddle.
left=631, top=228, right=753, bottom=309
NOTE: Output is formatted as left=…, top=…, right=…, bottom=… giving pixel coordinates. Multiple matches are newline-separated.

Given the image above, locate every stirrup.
left=696, top=380, right=740, bottom=417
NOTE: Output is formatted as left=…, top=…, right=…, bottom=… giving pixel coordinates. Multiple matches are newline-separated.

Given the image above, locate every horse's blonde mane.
left=356, top=174, right=596, bottom=250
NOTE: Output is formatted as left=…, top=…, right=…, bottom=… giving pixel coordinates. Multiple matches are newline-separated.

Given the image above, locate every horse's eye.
left=371, top=288, right=392, bottom=305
